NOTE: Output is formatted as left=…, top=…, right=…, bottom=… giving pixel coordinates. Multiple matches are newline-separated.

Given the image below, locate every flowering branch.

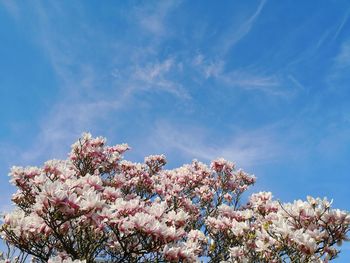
left=0, top=133, right=349, bottom=262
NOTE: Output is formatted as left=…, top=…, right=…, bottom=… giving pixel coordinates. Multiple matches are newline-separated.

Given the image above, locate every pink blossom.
left=1, top=133, right=349, bottom=262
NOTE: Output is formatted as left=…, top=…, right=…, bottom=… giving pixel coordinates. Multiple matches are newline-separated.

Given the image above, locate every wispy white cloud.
left=287, top=75, right=306, bottom=92
left=219, top=0, right=266, bottom=55
left=147, top=121, right=282, bottom=169
left=332, top=9, right=350, bottom=42
left=134, top=0, right=181, bottom=36
left=192, top=54, right=283, bottom=95
left=314, top=29, right=332, bottom=51
left=2, top=1, right=299, bottom=167
left=2, top=1, right=190, bottom=164
left=132, top=58, right=190, bottom=99
left=192, top=55, right=225, bottom=79
left=219, top=70, right=280, bottom=91
left=19, top=102, right=111, bottom=163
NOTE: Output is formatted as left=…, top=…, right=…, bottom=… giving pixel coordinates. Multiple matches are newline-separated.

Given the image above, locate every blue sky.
left=1, top=0, right=350, bottom=260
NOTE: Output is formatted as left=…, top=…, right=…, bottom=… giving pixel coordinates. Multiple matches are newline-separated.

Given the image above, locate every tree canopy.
left=1, top=133, right=349, bottom=262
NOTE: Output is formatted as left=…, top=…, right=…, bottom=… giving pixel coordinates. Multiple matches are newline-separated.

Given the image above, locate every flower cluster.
left=1, top=133, right=349, bottom=262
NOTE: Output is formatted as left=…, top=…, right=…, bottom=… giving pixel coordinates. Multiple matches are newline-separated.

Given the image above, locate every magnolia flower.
left=1, top=133, right=349, bottom=263
left=48, top=256, right=86, bottom=263
left=80, top=190, right=104, bottom=211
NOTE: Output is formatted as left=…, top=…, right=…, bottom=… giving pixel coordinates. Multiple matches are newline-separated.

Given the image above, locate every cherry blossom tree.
left=1, top=133, right=349, bottom=262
